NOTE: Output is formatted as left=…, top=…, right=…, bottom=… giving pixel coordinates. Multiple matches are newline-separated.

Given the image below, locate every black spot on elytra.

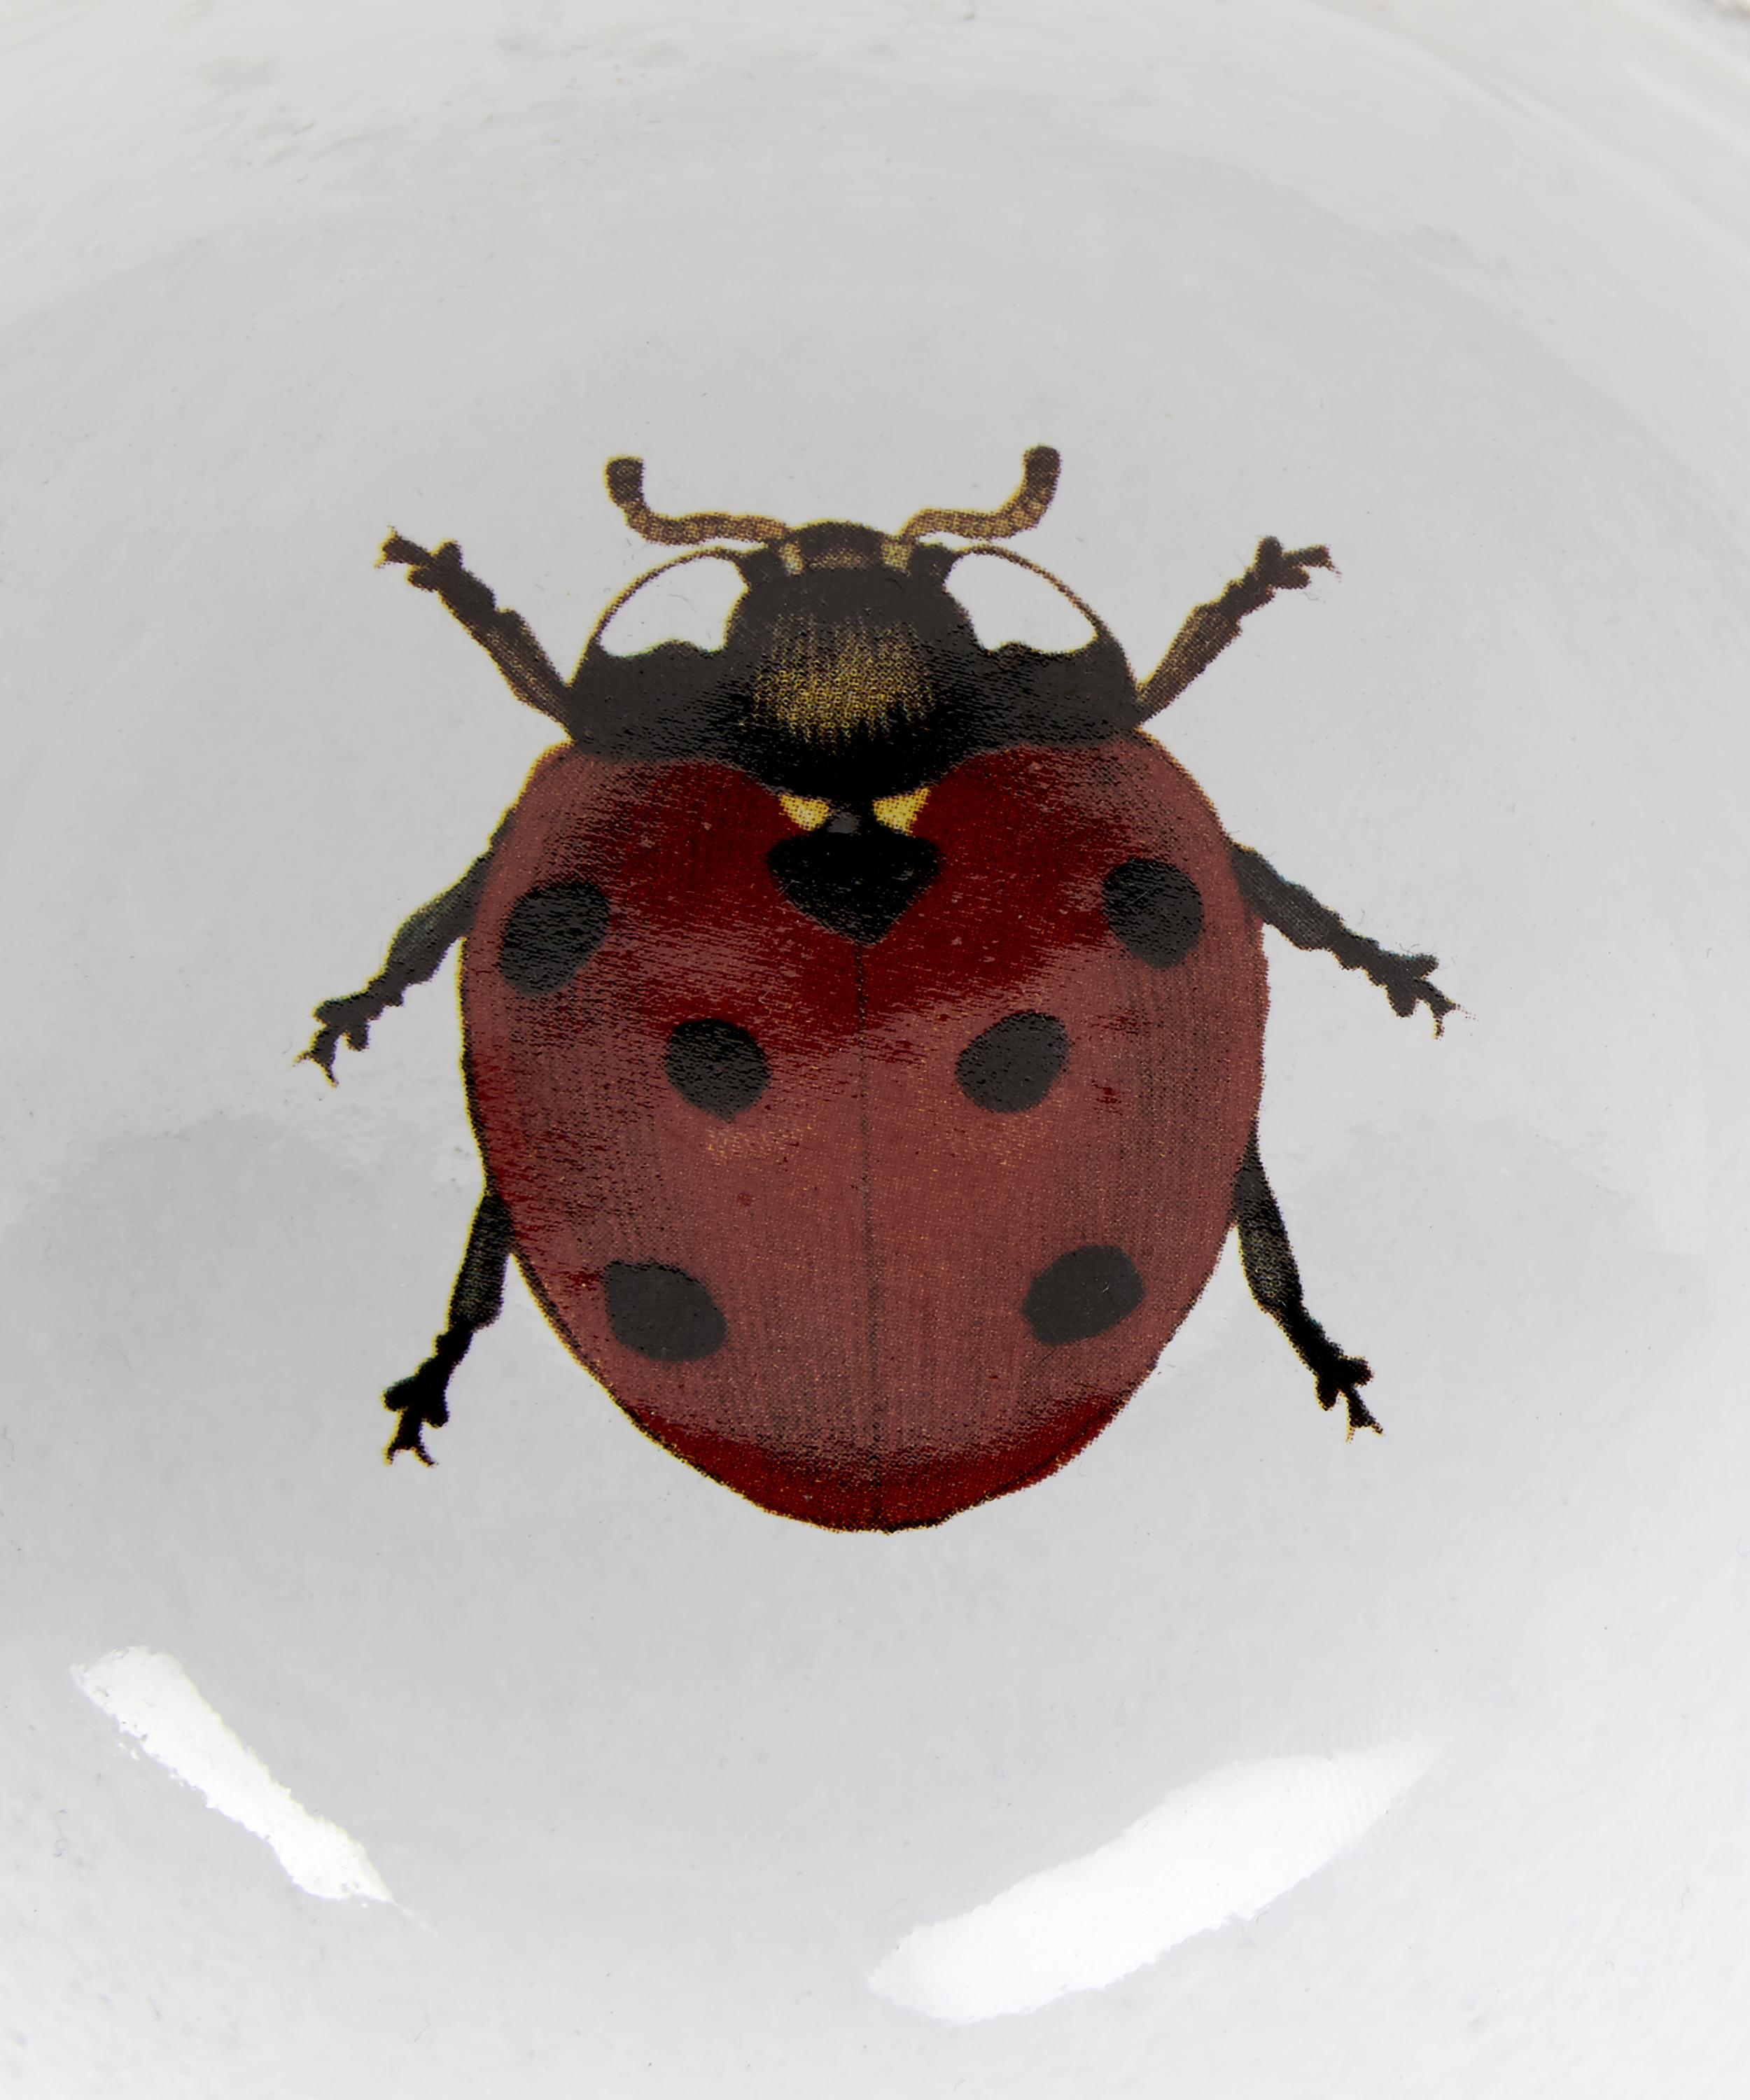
left=1023, top=1244, right=1144, bottom=1345
left=498, top=883, right=610, bottom=994
left=604, top=1261, right=726, bottom=1362
left=666, top=1018, right=769, bottom=1119
left=1103, top=859, right=1203, bottom=969
left=956, top=1012, right=1070, bottom=1114
left=767, top=811, right=940, bottom=944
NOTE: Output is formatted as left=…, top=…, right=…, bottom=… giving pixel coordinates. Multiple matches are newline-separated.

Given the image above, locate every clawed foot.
left=1314, top=1352, right=1380, bottom=1440
left=298, top=993, right=384, bottom=1082
left=1248, top=535, right=1336, bottom=598
left=1376, top=953, right=1457, bottom=1035
left=380, top=534, right=502, bottom=636
left=1217, top=538, right=1336, bottom=629
left=382, top=1349, right=456, bottom=1466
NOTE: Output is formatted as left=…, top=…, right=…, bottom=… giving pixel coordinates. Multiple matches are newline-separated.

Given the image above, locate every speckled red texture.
left=463, top=735, right=1266, bottom=1530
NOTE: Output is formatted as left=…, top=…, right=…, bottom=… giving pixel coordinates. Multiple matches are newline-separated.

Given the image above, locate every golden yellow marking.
left=873, top=788, right=930, bottom=833
left=778, top=541, right=806, bottom=576
left=779, top=794, right=831, bottom=831
left=752, top=615, right=928, bottom=744
left=880, top=537, right=912, bottom=572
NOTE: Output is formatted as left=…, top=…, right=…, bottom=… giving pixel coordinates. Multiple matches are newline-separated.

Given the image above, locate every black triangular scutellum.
left=766, top=813, right=941, bottom=944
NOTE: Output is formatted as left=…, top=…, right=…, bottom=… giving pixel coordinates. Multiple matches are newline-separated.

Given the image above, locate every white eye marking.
left=598, top=560, right=746, bottom=656
left=949, top=552, right=1098, bottom=652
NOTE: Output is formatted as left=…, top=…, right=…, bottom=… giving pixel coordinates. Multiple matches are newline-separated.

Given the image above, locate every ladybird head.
left=574, top=450, right=1135, bottom=804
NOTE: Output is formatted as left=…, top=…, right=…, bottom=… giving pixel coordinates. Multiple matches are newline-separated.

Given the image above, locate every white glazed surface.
left=3, top=3, right=1747, bottom=2094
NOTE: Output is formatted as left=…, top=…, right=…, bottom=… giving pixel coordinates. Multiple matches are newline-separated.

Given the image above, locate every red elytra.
left=463, top=734, right=1265, bottom=1531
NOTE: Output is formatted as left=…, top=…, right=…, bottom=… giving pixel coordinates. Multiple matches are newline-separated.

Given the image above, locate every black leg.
left=1233, top=1131, right=1379, bottom=1439
left=301, top=820, right=509, bottom=1079
left=1138, top=537, right=1335, bottom=717
left=384, top=1191, right=517, bottom=1466
left=379, top=535, right=570, bottom=725
left=1231, top=844, right=1455, bottom=1032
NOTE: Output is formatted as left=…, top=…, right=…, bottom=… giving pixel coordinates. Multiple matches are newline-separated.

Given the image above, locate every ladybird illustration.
left=304, top=449, right=1453, bottom=1531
